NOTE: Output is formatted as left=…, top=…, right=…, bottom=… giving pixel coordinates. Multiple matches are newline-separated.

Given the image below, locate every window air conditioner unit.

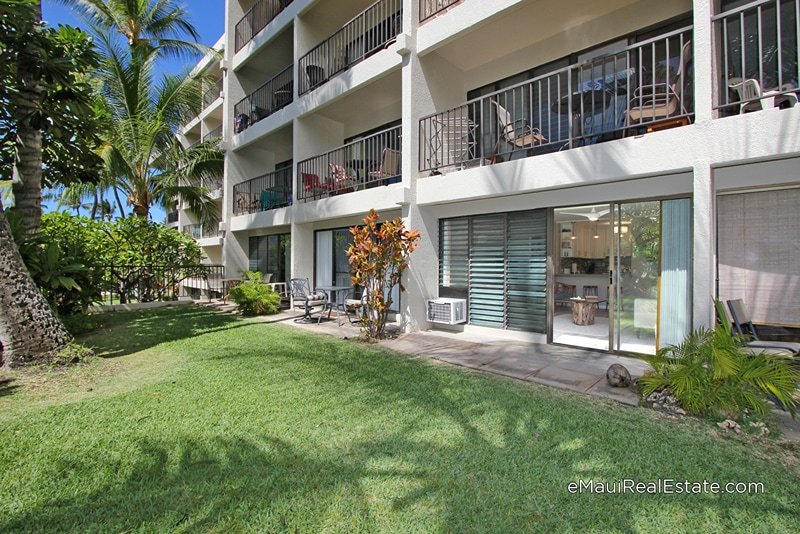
left=427, top=298, right=467, bottom=325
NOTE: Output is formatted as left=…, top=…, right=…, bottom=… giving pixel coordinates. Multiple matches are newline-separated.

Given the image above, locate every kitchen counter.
left=555, top=273, right=609, bottom=300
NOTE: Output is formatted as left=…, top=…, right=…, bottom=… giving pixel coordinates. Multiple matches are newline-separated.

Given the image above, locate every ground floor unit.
left=209, top=154, right=799, bottom=356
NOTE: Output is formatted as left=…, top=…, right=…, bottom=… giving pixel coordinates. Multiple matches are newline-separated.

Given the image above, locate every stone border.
left=88, top=298, right=194, bottom=314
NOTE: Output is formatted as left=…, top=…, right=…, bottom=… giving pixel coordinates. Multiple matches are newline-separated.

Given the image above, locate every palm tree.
left=0, top=196, right=71, bottom=368
left=59, top=0, right=207, bottom=59
left=94, top=31, right=223, bottom=220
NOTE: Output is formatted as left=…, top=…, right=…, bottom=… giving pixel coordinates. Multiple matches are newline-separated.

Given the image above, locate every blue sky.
left=40, top=1, right=225, bottom=222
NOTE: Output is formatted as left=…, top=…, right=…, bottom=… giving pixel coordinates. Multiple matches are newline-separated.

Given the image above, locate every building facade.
left=177, top=0, right=800, bottom=354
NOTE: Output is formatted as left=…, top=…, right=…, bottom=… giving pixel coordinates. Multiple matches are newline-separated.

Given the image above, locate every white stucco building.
left=178, top=0, right=800, bottom=355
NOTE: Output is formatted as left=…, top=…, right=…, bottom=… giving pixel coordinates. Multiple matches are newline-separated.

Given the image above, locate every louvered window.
left=439, top=209, right=548, bottom=333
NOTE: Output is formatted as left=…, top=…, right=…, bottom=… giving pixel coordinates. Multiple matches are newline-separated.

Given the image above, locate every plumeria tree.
left=347, top=209, right=420, bottom=341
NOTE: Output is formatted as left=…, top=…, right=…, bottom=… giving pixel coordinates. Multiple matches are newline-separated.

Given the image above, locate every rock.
left=606, top=364, right=631, bottom=388
left=717, top=419, right=742, bottom=433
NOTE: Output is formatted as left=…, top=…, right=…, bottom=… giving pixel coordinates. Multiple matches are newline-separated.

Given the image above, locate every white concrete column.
left=692, top=0, right=714, bottom=123
left=692, top=162, right=715, bottom=329
left=290, top=221, right=315, bottom=283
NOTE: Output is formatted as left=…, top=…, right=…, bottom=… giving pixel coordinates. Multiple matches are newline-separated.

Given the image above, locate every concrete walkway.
left=201, top=301, right=800, bottom=439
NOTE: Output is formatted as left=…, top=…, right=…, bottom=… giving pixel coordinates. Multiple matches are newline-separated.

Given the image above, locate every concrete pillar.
left=290, top=221, right=315, bottom=283
left=692, top=0, right=714, bottom=123
left=692, top=162, right=715, bottom=329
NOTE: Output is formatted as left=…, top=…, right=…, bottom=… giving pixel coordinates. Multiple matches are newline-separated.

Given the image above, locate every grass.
left=1, top=306, right=799, bottom=533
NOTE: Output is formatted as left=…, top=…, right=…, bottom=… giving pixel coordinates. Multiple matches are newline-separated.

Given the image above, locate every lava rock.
left=606, top=364, right=631, bottom=388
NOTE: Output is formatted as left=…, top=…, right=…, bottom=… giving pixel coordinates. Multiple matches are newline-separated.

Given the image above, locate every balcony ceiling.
left=432, top=0, right=688, bottom=73
left=315, top=70, right=401, bottom=123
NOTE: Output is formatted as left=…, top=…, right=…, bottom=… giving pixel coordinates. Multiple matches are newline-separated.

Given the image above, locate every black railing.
left=298, top=0, right=402, bottom=95
left=105, top=264, right=224, bottom=304
left=420, top=0, right=460, bottom=22
left=714, top=0, right=800, bottom=115
left=297, top=125, right=401, bottom=201
left=235, top=0, right=293, bottom=52
left=232, top=168, right=293, bottom=215
left=234, top=64, right=293, bottom=134
left=166, top=210, right=179, bottom=224
left=203, top=125, right=222, bottom=141
left=419, top=27, right=694, bottom=174
left=202, top=78, right=223, bottom=108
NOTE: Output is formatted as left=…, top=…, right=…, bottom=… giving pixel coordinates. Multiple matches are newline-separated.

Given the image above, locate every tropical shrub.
left=347, top=209, right=420, bottom=341
left=228, top=272, right=281, bottom=316
left=639, top=326, right=800, bottom=418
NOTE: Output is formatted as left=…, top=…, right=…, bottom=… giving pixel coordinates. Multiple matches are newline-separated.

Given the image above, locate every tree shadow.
left=78, top=306, right=247, bottom=359
left=0, top=377, right=19, bottom=397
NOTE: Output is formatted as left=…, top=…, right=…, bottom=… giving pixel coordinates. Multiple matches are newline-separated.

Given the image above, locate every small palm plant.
left=640, top=326, right=799, bottom=418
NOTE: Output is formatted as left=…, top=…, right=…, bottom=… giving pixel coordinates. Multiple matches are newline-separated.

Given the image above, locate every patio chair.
left=328, top=163, right=357, bottom=194
left=368, top=148, right=401, bottom=185
left=492, top=101, right=547, bottom=154
left=260, top=189, right=281, bottom=211
left=728, top=78, right=799, bottom=114
left=427, top=115, right=477, bottom=172
left=727, top=299, right=799, bottom=355
left=301, top=172, right=329, bottom=199
left=625, top=40, right=692, bottom=131
left=343, top=289, right=368, bottom=325
left=290, top=278, right=329, bottom=323
left=554, top=283, right=576, bottom=308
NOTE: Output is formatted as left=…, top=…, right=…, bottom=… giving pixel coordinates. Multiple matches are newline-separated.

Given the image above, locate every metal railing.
left=203, top=125, right=222, bottom=141
left=182, top=223, right=221, bottom=240
left=298, top=0, right=402, bottom=95
left=232, top=168, right=293, bottom=215
left=105, top=264, right=224, bottom=304
left=202, top=78, right=223, bottom=108
left=234, top=64, right=293, bottom=134
left=297, top=125, right=401, bottom=201
left=235, top=0, right=293, bottom=52
left=714, top=0, right=800, bottom=114
left=419, top=0, right=460, bottom=22
left=419, top=27, right=694, bottom=174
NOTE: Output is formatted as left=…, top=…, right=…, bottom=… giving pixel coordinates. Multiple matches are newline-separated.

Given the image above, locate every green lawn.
left=1, top=306, right=799, bottom=533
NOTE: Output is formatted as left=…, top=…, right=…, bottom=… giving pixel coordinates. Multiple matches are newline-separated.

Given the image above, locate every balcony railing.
left=232, top=168, right=293, bottom=215
left=203, top=125, right=222, bottom=142
left=419, top=0, right=460, bottom=22
left=182, top=223, right=220, bottom=240
left=298, top=0, right=402, bottom=95
left=202, top=78, right=223, bottom=108
left=297, top=125, right=401, bottom=202
left=235, top=0, right=293, bottom=53
left=419, top=27, right=694, bottom=174
left=234, top=64, right=293, bottom=134
left=714, top=0, right=800, bottom=115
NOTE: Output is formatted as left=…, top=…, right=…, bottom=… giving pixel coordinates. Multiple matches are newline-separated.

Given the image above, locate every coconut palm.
left=95, top=32, right=223, bottom=220
left=59, top=0, right=207, bottom=59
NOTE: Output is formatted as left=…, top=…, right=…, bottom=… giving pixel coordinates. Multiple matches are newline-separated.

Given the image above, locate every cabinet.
left=572, top=222, right=610, bottom=258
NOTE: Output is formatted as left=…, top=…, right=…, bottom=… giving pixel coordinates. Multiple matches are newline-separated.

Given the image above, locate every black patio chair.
left=290, top=278, right=329, bottom=323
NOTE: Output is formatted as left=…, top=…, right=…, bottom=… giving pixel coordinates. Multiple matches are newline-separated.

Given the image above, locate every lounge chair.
left=328, top=163, right=357, bottom=194
left=368, top=148, right=401, bottom=185
left=727, top=299, right=799, bottom=355
left=492, top=101, right=547, bottom=154
left=625, top=40, right=692, bottom=131
left=301, top=172, right=329, bottom=199
left=290, top=278, right=329, bottom=323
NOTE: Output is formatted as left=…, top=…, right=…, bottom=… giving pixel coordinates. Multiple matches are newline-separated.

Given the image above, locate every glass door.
left=613, top=201, right=660, bottom=354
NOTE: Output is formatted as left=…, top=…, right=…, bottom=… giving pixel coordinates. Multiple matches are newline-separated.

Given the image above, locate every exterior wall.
left=191, top=0, right=800, bottom=341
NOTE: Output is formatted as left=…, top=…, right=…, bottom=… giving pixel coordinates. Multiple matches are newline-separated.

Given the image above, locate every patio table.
left=315, top=285, right=352, bottom=326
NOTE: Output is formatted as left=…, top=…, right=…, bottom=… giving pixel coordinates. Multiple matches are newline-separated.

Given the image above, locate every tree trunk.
left=0, top=197, right=71, bottom=369
left=10, top=0, right=44, bottom=237
left=113, top=187, right=126, bottom=218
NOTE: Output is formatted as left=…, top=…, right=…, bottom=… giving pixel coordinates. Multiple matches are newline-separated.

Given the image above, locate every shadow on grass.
left=0, top=378, right=19, bottom=398
left=79, top=306, right=246, bottom=359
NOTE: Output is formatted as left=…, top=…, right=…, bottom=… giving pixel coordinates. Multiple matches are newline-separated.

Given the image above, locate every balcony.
left=183, top=223, right=220, bottom=240
left=297, top=125, right=401, bottom=202
left=235, top=0, right=294, bottom=53
left=233, top=168, right=293, bottom=215
left=714, top=0, right=800, bottom=116
left=419, top=27, right=694, bottom=174
left=203, top=125, right=222, bottom=142
left=297, top=0, right=402, bottom=95
left=202, top=78, right=223, bottom=109
left=234, top=64, right=293, bottom=134
left=419, top=0, right=460, bottom=22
